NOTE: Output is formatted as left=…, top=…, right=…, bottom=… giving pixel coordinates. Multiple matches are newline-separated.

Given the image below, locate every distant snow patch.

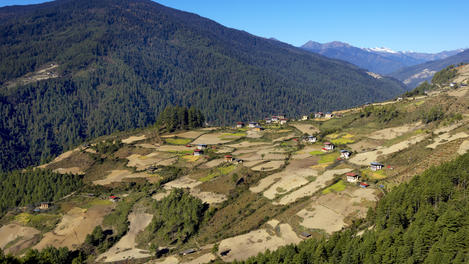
left=367, top=72, right=382, bottom=79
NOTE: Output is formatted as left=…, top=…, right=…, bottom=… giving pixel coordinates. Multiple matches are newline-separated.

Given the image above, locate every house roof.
left=224, top=155, right=232, bottom=158
left=340, top=149, right=350, bottom=153
left=110, top=195, right=118, bottom=199
left=346, top=172, right=358, bottom=176
left=194, top=149, right=203, bottom=152
left=370, top=162, right=383, bottom=166
left=360, top=182, right=369, bottom=187
left=237, top=122, right=244, bottom=124
left=324, top=142, right=332, bottom=145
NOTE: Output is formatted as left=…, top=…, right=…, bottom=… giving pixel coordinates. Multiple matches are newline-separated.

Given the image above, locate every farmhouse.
left=325, top=112, right=334, bottom=118
left=279, top=118, right=288, bottom=125
left=265, top=117, right=272, bottom=124
left=236, top=122, right=244, bottom=128
left=340, top=150, right=351, bottom=159
left=224, top=155, right=233, bottom=162
left=109, top=196, right=120, bottom=202
left=314, top=112, right=324, bottom=118
left=306, top=135, right=317, bottom=143
left=197, top=144, right=207, bottom=150
left=39, top=202, right=51, bottom=210
left=370, top=162, right=384, bottom=171
left=360, top=182, right=370, bottom=188
left=299, top=232, right=312, bottom=239
left=301, top=115, right=308, bottom=121
left=254, top=126, right=265, bottom=131
left=322, top=142, right=335, bottom=151
left=271, top=116, right=279, bottom=122
left=345, top=172, right=359, bottom=183
left=248, top=122, right=259, bottom=128
left=193, top=149, right=204, bottom=156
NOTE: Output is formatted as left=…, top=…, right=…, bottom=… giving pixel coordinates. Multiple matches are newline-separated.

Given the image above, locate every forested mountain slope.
left=0, top=0, right=406, bottom=171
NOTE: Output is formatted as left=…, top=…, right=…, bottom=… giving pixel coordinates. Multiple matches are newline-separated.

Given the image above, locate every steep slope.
left=0, top=0, right=406, bottom=171
left=390, top=49, right=469, bottom=88
left=302, top=41, right=462, bottom=75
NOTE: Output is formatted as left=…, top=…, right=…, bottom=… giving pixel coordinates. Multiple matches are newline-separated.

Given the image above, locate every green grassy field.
left=322, top=180, right=346, bottom=194
left=165, top=137, right=192, bottom=145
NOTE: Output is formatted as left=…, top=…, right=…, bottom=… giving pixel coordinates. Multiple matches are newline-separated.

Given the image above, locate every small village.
left=1, top=70, right=469, bottom=263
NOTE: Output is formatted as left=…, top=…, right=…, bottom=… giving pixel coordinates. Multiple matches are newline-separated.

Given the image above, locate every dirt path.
left=34, top=204, right=113, bottom=250
left=97, top=209, right=153, bottom=262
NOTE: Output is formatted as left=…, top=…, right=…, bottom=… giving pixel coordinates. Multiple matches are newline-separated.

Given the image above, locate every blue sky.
left=1, top=0, right=468, bottom=53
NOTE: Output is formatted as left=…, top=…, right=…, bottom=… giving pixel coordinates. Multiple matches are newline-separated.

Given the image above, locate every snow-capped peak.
left=364, top=47, right=399, bottom=54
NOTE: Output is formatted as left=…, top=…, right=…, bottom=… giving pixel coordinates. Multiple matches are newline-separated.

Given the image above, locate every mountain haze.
left=301, top=41, right=463, bottom=75
left=390, top=49, right=469, bottom=88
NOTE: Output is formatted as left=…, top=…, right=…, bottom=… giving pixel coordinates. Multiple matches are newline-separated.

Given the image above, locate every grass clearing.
left=164, top=137, right=192, bottom=145
left=322, top=180, right=346, bottom=194
left=318, top=152, right=339, bottom=164
left=361, top=168, right=387, bottom=180
left=309, top=150, right=324, bottom=156
left=182, top=155, right=199, bottom=162
left=15, top=213, right=60, bottom=232
left=199, top=165, right=236, bottom=182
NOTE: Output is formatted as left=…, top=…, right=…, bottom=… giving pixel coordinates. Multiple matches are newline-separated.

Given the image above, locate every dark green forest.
left=236, top=153, right=469, bottom=264
left=0, top=169, right=83, bottom=216
left=139, top=189, right=207, bottom=246
left=157, top=105, right=205, bottom=132
left=0, top=0, right=406, bottom=171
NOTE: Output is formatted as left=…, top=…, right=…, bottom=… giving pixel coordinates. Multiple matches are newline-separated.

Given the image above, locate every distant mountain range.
left=0, top=0, right=406, bottom=171
left=301, top=41, right=464, bottom=75
left=389, top=49, right=469, bottom=88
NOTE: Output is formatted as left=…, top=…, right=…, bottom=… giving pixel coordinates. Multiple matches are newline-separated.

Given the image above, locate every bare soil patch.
left=182, top=253, right=216, bottom=264
left=426, top=132, right=469, bottom=149
left=163, top=176, right=227, bottom=204
left=200, top=159, right=225, bottom=168
left=458, top=140, right=469, bottom=155
left=276, top=168, right=352, bottom=205
left=34, top=204, right=113, bottom=250
left=97, top=209, right=153, bottom=262
left=349, top=134, right=428, bottom=166
left=297, top=187, right=377, bottom=233
left=217, top=223, right=300, bottom=262
left=93, top=170, right=157, bottom=185
left=291, top=123, right=319, bottom=135
left=0, top=224, right=40, bottom=254
left=122, top=135, right=147, bottom=144
left=126, top=152, right=177, bottom=171
left=191, top=133, right=235, bottom=145
left=251, top=160, right=285, bottom=172
left=367, top=122, right=422, bottom=140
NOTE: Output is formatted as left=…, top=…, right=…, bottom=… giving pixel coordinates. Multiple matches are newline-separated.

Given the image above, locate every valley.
left=1, top=65, right=468, bottom=263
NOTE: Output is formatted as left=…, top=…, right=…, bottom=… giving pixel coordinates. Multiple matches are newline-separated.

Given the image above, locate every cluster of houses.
left=265, top=114, right=288, bottom=125
left=314, top=112, right=334, bottom=119
left=193, top=144, right=208, bottom=156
